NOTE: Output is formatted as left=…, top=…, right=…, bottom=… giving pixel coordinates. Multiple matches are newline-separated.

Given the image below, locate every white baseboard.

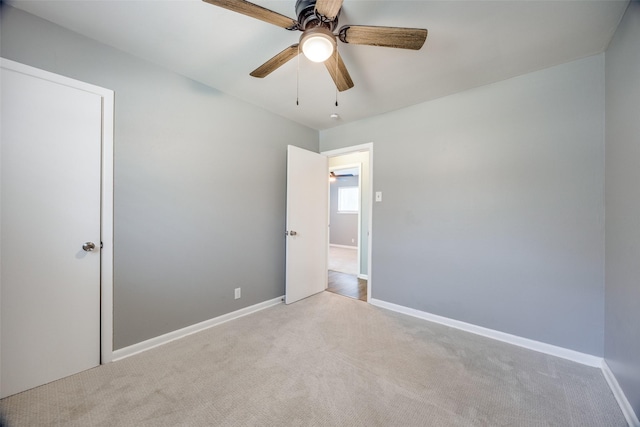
left=369, top=298, right=602, bottom=367
left=357, top=274, right=369, bottom=280
left=602, top=360, right=640, bottom=427
left=329, top=244, right=357, bottom=249
left=371, top=298, right=640, bottom=423
left=112, top=296, right=283, bottom=361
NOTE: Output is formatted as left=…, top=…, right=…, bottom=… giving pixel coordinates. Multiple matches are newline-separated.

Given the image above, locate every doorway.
left=327, top=164, right=364, bottom=301
left=322, top=144, right=373, bottom=302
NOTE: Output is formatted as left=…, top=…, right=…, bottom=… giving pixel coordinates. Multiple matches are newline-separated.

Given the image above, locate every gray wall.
left=329, top=175, right=359, bottom=247
left=0, top=6, right=318, bottom=350
left=321, top=54, right=606, bottom=356
left=604, top=0, right=640, bottom=416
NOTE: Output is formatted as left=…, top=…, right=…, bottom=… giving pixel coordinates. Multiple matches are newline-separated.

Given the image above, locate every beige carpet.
left=328, top=245, right=358, bottom=275
left=0, top=292, right=626, bottom=426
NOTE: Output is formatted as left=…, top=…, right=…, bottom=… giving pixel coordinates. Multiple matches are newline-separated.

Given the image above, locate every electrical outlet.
left=234, top=288, right=241, bottom=299
left=351, top=238, right=355, bottom=243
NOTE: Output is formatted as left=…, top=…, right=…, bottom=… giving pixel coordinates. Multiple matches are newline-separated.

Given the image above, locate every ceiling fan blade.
left=250, top=44, right=300, bottom=78
left=324, top=51, right=354, bottom=92
left=315, top=0, right=343, bottom=21
left=339, top=25, right=428, bottom=50
left=202, top=0, right=297, bottom=29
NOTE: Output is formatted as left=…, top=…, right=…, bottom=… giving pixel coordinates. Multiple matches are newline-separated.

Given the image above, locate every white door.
left=285, top=146, right=328, bottom=304
left=1, top=63, right=103, bottom=397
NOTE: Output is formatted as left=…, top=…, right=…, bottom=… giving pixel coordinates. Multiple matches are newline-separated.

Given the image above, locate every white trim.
left=357, top=274, right=369, bottom=280
left=0, top=58, right=115, bottom=365
left=330, top=244, right=357, bottom=249
left=602, top=360, right=640, bottom=427
left=100, top=76, right=115, bottom=365
left=323, top=143, right=374, bottom=303
left=370, top=298, right=603, bottom=367
left=112, top=296, right=283, bottom=361
left=323, top=143, right=373, bottom=156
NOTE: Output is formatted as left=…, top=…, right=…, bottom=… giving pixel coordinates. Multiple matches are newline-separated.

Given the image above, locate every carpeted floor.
left=0, top=292, right=626, bottom=426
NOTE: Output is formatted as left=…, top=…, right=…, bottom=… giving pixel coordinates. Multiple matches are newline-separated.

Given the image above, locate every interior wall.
left=329, top=175, right=359, bottom=247
left=328, top=152, right=370, bottom=276
left=329, top=176, right=359, bottom=248
left=604, top=0, right=640, bottom=417
left=321, top=54, right=606, bottom=356
left=0, top=6, right=319, bottom=350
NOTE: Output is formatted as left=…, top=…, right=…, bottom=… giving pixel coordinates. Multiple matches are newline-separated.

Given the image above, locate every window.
left=338, top=186, right=359, bottom=213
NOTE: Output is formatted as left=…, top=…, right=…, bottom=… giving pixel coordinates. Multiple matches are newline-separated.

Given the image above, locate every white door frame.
left=322, top=143, right=373, bottom=303
left=0, top=58, right=114, bottom=364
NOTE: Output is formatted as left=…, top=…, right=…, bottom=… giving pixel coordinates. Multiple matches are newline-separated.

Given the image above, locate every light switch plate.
left=375, top=191, right=382, bottom=202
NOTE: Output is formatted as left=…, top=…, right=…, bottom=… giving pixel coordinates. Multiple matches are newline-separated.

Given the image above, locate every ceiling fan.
left=202, top=0, right=428, bottom=92
left=329, top=171, right=354, bottom=181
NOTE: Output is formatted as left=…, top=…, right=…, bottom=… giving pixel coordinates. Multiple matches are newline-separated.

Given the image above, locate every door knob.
left=289, top=231, right=298, bottom=236
left=82, top=242, right=96, bottom=252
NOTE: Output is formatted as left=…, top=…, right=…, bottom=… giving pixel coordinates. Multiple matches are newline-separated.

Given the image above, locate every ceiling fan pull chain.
left=335, top=47, right=339, bottom=107
left=296, top=44, right=300, bottom=106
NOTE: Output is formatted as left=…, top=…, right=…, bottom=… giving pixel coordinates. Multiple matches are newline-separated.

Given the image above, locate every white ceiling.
left=9, top=0, right=629, bottom=130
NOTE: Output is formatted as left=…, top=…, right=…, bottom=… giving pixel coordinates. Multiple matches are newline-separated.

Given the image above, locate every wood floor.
left=326, top=270, right=367, bottom=301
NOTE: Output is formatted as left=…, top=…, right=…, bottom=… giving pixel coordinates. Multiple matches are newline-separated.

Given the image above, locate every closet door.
left=1, top=62, right=102, bottom=397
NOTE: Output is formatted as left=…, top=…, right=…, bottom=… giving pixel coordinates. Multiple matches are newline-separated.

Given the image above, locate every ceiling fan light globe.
left=300, top=28, right=336, bottom=63
left=302, top=36, right=334, bottom=62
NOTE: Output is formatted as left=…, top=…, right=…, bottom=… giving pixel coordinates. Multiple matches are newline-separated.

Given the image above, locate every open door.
left=285, top=145, right=328, bottom=304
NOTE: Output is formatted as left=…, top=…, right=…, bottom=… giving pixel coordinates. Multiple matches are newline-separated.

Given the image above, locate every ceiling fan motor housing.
left=295, top=0, right=339, bottom=31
